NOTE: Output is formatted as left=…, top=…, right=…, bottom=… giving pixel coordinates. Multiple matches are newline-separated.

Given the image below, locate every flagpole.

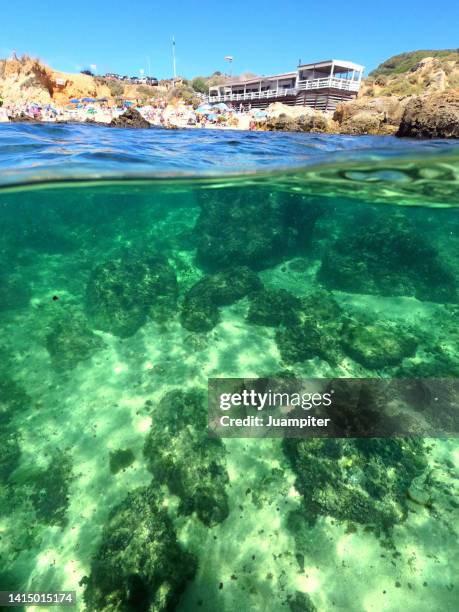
left=172, top=36, right=177, bottom=82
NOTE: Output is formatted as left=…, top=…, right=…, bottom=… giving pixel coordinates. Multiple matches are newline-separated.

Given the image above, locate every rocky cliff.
left=335, top=50, right=459, bottom=137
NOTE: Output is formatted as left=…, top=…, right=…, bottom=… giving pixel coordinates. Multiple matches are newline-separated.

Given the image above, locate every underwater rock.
left=323, top=379, right=394, bottom=436
left=83, top=486, right=196, bottom=611
left=194, top=189, right=322, bottom=272
left=341, top=320, right=418, bottom=369
left=0, top=377, right=31, bottom=427
left=396, top=350, right=459, bottom=378
left=85, top=252, right=178, bottom=337
left=407, top=475, right=431, bottom=506
left=283, top=437, right=427, bottom=531
left=247, top=288, right=302, bottom=327
left=0, top=275, right=31, bottom=311
left=143, top=389, right=230, bottom=526
left=275, top=290, right=344, bottom=365
left=180, top=266, right=262, bottom=332
left=45, top=312, right=104, bottom=370
left=318, top=216, right=458, bottom=303
left=29, top=450, right=73, bottom=527
left=0, top=431, right=21, bottom=482
left=109, top=448, right=135, bottom=474
left=109, top=107, right=150, bottom=128
left=287, top=591, right=317, bottom=612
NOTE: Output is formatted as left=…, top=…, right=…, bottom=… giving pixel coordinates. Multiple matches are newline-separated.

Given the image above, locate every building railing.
left=208, top=88, right=297, bottom=103
left=297, top=77, right=360, bottom=92
left=207, top=76, right=360, bottom=103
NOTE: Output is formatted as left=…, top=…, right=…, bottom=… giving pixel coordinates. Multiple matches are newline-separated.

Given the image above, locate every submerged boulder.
left=143, top=389, right=230, bottom=526
left=0, top=377, right=31, bottom=427
left=0, top=430, right=21, bottom=482
left=341, top=320, right=418, bottom=369
left=85, top=252, right=178, bottom=337
left=397, top=91, right=459, bottom=138
left=275, top=289, right=344, bottom=366
left=109, top=107, right=150, bottom=128
left=194, top=189, right=322, bottom=272
left=318, top=216, right=458, bottom=303
left=284, top=437, right=427, bottom=531
left=45, top=312, right=104, bottom=370
left=29, top=450, right=73, bottom=527
left=0, top=275, right=31, bottom=311
left=83, top=486, right=196, bottom=611
left=246, top=288, right=302, bottom=327
left=180, top=266, right=262, bottom=332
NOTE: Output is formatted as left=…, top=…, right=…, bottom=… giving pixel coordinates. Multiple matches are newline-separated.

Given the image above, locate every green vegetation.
left=191, top=77, right=207, bottom=93
left=370, top=49, right=459, bottom=76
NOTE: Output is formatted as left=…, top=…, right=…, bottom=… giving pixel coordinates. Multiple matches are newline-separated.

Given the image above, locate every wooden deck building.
left=207, top=60, right=364, bottom=111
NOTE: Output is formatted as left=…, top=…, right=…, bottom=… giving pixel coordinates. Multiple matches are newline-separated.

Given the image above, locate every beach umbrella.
left=97, top=97, right=108, bottom=102
left=70, top=98, right=80, bottom=103
left=82, top=97, right=96, bottom=103
left=254, top=110, right=267, bottom=119
left=196, top=104, right=212, bottom=113
left=214, top=102, right=229, bottom=111
left=207, top=113, right=217, bottom=121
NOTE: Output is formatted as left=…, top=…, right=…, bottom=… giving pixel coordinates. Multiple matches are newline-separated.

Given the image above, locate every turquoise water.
left=0, top=124, right=458, bottom=611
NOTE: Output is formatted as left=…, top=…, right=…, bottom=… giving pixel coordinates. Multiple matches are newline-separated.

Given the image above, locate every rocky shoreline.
left=265, top=90, right=459, bottom=138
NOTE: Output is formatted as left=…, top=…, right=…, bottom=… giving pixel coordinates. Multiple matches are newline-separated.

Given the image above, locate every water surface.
left=0, top=124, right=458, bottom=611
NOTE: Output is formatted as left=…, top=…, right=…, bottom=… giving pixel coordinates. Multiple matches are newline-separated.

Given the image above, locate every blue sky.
left=1, top=0, right=458, bottom=78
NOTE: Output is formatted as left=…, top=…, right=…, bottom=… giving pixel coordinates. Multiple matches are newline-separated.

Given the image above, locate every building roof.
left=298, top=59, right=364, bottom=72
left=216, top=71, right=297, bottom=88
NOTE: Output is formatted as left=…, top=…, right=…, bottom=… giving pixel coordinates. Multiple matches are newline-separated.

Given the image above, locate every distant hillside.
left=0, top=55, right=207, bottom=106
left=361, top=49, right=459, bottom=98
left=370, top=49, right=459, bottom=77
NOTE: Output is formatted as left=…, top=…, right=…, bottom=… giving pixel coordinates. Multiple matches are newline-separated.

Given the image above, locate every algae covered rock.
left=318, top=216, right=458, bottom=303
left=143, top=389, right=230, bottom=526
left=180, top=266, right=262, bottom=332
left=287, top=591, right=317, bottom=612
left=275, top=290, right=344, bottom=366
left=341, top=320, right=418, bottom=369
left=109, top=448, right=135, bottom=474
left=29, top=450, right=73, bottom=527
left=85, top=252, right=178, bottom=337
left=83, top=486, right=196, bottom=612
left=247, top=288, right=302, bottom=327
left=194, top=189, right=322, bottom=272
left=0, top=430, right=21, bottom=482
left=0, top=275, right=31, bottom=311
left=0, top=376, right=31, bottom=427
left=283, top=437, right=427, bottom=531
left=45, top=311, right=104, bottom=370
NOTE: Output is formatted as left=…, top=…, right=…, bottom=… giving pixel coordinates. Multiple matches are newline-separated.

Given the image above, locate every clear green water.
left=0, top=164, right=458, bottom=611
